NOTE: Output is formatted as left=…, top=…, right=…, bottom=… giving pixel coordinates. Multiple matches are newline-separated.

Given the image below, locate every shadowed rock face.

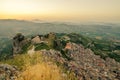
left=12, top=33, right=30, bottom=55
left=13, top=33, right=24, bottom=54
left=13, top=33, right=25, bottom=42
left=0, top=64, right=19, bottom=80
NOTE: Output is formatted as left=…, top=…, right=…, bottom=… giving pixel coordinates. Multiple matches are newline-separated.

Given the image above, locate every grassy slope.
left=1, top=53, right=77, bottom=80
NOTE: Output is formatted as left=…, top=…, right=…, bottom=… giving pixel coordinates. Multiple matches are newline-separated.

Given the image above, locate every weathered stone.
left=13, top=33, right=30, bottom=55
left=39, top=42, right=120, bottom=80
left=0, top=64, right=19, bottom=80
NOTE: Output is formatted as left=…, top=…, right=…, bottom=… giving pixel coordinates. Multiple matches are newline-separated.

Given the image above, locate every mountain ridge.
left=0, top=32, right=120, bottom=80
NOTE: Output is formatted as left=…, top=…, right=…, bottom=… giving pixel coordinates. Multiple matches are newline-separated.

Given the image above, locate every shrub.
left=35, top=43, right=50, bottom=51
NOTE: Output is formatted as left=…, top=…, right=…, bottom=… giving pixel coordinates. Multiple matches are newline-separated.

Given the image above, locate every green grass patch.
left=35, top=43, right=50, bottom=51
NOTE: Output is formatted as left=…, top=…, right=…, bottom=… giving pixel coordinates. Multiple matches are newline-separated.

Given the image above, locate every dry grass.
left=1, top=53, right=77, bottom=80
left=18, top=63, right=63, bottom=80
left=15, top=53, right=63, bottom=80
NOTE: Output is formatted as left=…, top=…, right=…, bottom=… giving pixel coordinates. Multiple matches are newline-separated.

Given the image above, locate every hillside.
left=1, top=32, right=120, bottom=62
left=0, top=33, right=120, bottom=80
left=0, top=19, right=120, bottom=39
left=1, top=19, right=120, bottom=60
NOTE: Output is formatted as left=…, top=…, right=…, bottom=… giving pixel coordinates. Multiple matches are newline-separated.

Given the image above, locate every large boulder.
left=31, top=36, right=41, bottom=44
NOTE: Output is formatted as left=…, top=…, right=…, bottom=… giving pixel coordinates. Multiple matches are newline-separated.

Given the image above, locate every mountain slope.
left=1, top=40, right=120, bottom=80
left=1, top=32, right=120, bottom=80
left=0, top=19, right=120, bottom=40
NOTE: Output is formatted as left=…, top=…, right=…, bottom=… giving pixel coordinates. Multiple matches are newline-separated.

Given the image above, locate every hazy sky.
left=0, top=0, right=120, bottom=22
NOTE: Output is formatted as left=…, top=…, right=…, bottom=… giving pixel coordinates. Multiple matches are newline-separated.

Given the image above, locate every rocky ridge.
left=39, top=43, right=120, bottom=80
left=1, top=33, right=120, bottom=80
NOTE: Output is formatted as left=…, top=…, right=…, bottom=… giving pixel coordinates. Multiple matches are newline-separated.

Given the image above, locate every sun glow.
left=0, top=0, right=38, bottom=14
left=0, top=0, right=120, bottom=22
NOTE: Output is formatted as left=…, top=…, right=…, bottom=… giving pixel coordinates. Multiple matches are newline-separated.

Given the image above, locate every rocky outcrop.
left=12, top=33, right=30, bottom=55
left=12, top=33, right=56, bottom=55
left=31, top=36, right=41, bottom=44
left=0, top=64, right=19, bottom=80
left=27, top=46, right=35, bottom=55
left=39, top=42, right=120, bottom=80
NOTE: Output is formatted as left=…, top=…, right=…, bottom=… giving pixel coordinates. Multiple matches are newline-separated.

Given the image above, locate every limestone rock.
left=39, top=42, right=120, bottom=80
left=0, top=64, right=19, bottom=80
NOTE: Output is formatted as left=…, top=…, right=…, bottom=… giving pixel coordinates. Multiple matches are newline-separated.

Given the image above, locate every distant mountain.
left=0, top=19, right=120, bottom=40
left=0, top=19, right=78, bottom=38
